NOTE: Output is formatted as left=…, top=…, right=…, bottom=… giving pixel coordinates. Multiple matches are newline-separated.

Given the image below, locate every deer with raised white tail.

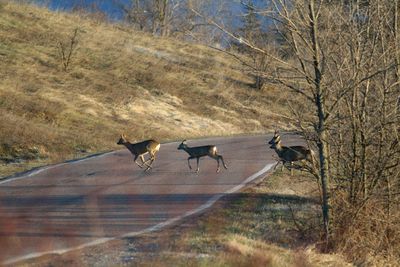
left=268, top=130, right=315, bottom=175
left=117, top=134, right=160, bottom=171
left=177, top=140, right=228, bottom=173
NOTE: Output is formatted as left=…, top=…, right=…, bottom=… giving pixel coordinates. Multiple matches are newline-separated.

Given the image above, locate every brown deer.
left=177, top=140, right=228, bottom=173
left=268, top=130, right=315, bottom=175
left=117, top=134, right=160, bottom=171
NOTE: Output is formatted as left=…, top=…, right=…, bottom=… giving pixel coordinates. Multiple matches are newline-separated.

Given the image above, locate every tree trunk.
left=309, top=0, right=330, bottom=244
left=395, top=0, right=400, bottom=78
left=316, top=94, right=331, bottom=245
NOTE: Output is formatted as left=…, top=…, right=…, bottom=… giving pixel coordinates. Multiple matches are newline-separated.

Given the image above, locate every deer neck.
left=274, top=142, right=284, bottom=154
left=181, top=144, right=191, bottom=153
left=123, top=141, right=134, bottom=151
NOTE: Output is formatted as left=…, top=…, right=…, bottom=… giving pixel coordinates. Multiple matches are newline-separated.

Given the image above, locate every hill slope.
left=0, top=2, right=290, bottom=177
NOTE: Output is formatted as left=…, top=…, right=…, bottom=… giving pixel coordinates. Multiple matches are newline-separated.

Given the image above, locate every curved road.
left=0, top=134, right=291, bottom=265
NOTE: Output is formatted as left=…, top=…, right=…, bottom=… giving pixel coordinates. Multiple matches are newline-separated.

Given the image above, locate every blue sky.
left=39, top=0, right=130, bottom=20
left=35, top=0, right=270, bottom=22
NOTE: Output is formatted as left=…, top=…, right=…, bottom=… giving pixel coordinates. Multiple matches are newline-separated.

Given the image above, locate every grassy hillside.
left=0, top=2, right=291, bottom=177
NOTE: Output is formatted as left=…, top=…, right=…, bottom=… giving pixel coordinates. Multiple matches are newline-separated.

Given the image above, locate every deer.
left=268, top=130, right=316, bottom=176
left=117, top=134, right=160, bottom=171
left=177, top=140, right=228, bottom=173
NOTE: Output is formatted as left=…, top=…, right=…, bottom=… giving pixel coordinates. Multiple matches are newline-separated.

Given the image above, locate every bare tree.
left=112, top=0, right=184, bottom=37
left=234, top=0, right=270, bottom=90
left=190, top=1, right=400, bottom=255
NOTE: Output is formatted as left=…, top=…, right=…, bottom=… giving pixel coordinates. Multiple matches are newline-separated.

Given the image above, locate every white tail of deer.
left=268, top=130, right=316, bottom=175
left=177, top=140, right=228, bottom=173
left=117, top=134, right=160, bottom=171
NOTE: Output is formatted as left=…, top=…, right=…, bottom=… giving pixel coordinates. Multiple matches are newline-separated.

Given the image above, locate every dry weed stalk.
left=57, top=27, right=80, bottom=72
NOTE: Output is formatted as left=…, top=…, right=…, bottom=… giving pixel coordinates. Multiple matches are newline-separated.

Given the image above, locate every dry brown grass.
left=0, top=2, right=294, bottom=177
left=163, top=172, right=351, bottom=267
left=331, top=194, right=400, bottom=266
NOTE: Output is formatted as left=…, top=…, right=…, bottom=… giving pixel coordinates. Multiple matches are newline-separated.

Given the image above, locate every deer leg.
left=218, top=155, right=228, bottom=170
left=144, top=157, right=155, bottom=172
left=211, top=155, right=220, bottom=173
left=195, top=157, right=200, bottom=173
left=273, top=160, right=280, bottom=170
left=144, top=153, right=156, bottom=171
left=140, top=155, right=152, bottom=170
left=211, top=154, right=224, bottom=173
left=187, top=156, right=195, bottom=170
left=149, top=153, right=156, bottom=167
left=150, top=153, right=157, bottom=167
left=143, top=153, right=153, bottom=165
left=134, top=155, right=143, bottom=168
left=290, top=162, right=293, bottom=176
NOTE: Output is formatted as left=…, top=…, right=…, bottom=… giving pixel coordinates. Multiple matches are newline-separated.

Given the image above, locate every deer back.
left=279, top=145, right=310, bottom=162
left=129, top=139, right=160, bottom=156
left=186, top=145, right=217, bottom=157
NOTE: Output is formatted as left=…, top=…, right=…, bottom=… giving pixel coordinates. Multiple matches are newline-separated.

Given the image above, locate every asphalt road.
left=0, top=134, right=288, bottom=265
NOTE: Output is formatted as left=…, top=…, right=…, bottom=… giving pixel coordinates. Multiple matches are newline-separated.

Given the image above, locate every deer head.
left=117, top=133, right=127, bottom=145
left=177, top=140, right=187, bottom=150
left=268, top=130, right=281, bottom=149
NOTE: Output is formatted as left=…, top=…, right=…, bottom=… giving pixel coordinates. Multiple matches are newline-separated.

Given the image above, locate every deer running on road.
left=268, top=130, right=315, bottom=175
left=177, top=140, right=228, bottom=173
left=117, top=134, right=160, bottom=171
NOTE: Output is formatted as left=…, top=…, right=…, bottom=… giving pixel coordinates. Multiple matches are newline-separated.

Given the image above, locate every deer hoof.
left=145, top=166, right=153, bottom=172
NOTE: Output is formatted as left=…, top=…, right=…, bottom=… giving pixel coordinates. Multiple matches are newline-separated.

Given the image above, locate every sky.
left=34, top=0, right=270, bottom=22
left=37, top=0, right=130, bottom=20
